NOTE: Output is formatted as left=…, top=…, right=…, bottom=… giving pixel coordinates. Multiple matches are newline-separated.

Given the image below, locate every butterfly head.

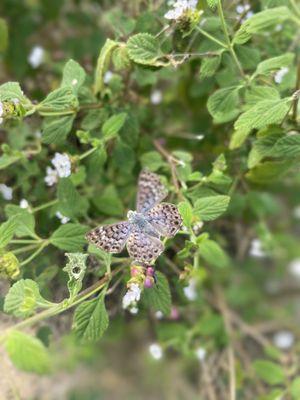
left=127, top=210, right=147, bottom=228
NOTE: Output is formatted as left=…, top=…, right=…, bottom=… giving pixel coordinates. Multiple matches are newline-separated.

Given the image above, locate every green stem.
left=78, top=147, right=97, bottom=161
left=13, top=244, right=40, bottom=255
left=32, top=199, right=58, bottom=213
left=20, top=241, right=49, bottom=267
left=10, top=239, right=41, bottom=244
left=217, top=0, right=247, bottom=81
left=196, top=26, right=227, bottom=48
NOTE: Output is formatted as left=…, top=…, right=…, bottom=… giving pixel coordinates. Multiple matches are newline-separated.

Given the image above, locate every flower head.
left=273, top=330, right=294, bottom=350
left=164, top=0, right=198, bottom=20
left=249, top=238, right=266, bottom=258
left=150, top=90, right=163, bottom=105
left=149, top=343, right=163, bottom=360
left=122, top=283, right=142, bottom=309
left=183, top=278, right=198, bottom=301
left=19, top=199, right=29, bottom=209
left=104, top=70, right=113, bottom=84
left=44, top=167, right=58, bottom=187
left=195, top=347, right=206, bottom=362
left=28, top=46, right=45, bottom=68
left=51, top=153, right=71, bottom=178
left=0, top=184, right=13, bottom=200
left=288, top=259, right=300, bottom=279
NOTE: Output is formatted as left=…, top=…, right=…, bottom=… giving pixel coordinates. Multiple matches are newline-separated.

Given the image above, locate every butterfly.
left=86, top=170, right=182, bottom=264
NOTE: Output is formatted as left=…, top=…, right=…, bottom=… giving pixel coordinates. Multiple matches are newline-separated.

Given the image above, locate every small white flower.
left=19, top=199, right=29, bottom=209
left=34, top=130, right=42, bottom=139
left=44, top=166, right=58, bottom=187
left=236, top=4, right=250, bottom=14
left=155, top=310, right=164, bottom=319
left=0, top=184, right=13, bottom=200
left=293, top=206, right=300, bottom=219
left=183, top=278, right=198, bottom=301
left=129, top=306, right=139, bottom=315
left=122, top=283, right=142, bottom=309
left=149, top=343, right=163, bottom=360
left=275, top=24, right=282, bottom=32
left=195, top=347, right=206, bottom=362
left=104, top=71, right=113, bottom=84
left=273, top=331, right=294, bottom=350
left=274, top=67, right=289, bottom=84
left=28, top=46, right=45, bottom=68
left=288, top=259, right=300, bottom=278
left=196, top=134, right=204, bottom=140
left=71, top=78, right=78, bottom=86
left=249, top=239, right=266, bottom=258
left=150, top=90, right=163, bottom=105
left=51, top=153, right=71, bottom=178
left=164, top=0, right=198, bottom=20
left=56, top=211, right=70, bottom=224
left=193, top=221, right=203, bottom=234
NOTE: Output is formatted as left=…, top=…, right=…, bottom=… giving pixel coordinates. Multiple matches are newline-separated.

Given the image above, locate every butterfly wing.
left=127, top=228, right=164, bottom=263
left=86, top=222, right=131, bottom=253
left=146, top=203, right=182, bottom=237
left=136, top=170, right=168, bottom=214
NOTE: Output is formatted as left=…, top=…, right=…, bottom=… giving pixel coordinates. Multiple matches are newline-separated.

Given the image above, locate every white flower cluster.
left=236, top=4, right=253, bottom=22
left=45, top=153, right=71, bottom=186
left=56, top=211, right=70, bottom=224
left=28, top=46, right=45, bottom=69
left=0, top=184, right=13, bottom=200
left=19, top=199, right=29, bottom=209
left=164, top=0, right=198, bottom=20
left=0, top=101, right=3, bottom=125
left=195, top=347, right=206, bottom=362
left=273, top=330, right=294, bottom=350
left=122, top=283, right=141, bottom=311
left=149, top=343, right=163, bottom=360
left=274, top=67, right=289, bottom=84
left=249, top=238, right=266, bottom=258
left=183, top=278, right=198, bottom=301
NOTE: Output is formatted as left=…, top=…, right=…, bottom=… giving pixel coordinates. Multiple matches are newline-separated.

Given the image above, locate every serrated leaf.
left=0, top=217, right=18, bottom=248
left=199, top=239, right=229, bottom=268
left=178, top=201, right=193, bottom=227
left=143, top=271, right=171, bottom=315
left=102, top=112, right=127, bottom=141
left=230, top=98, right=290, bottom=149
left=0, top=153, right=22, bottom=169
left=140, top=151, right=164, bottom=172
left=50, top=223, right=89, bottom=251
left=57, top=178, right=86, bottom=218
left=39, top=86, right=78, bottom=111
left=234, top=7, right=291, bottom=44
left=61, top=59, right=86, bottom=93
left=93, top=185, right=124, bottom=217
left=42, top=115, right=75, bottom=144
left=63, top=253, right=88, bottom=299
left=73, top=291, right=109, bottom=342
left=207, top=86, right=240, bottom=123
left=248, top=134, right=282, bottom=168
left=206, top=0, right=217, bottom=9
left=245, top=86, right=280, bottom=107
left=254, top=53, right=294, bottom=77
left=246, top=160, right=293, bottom=184
left=94, top=39, right=119, bottom=95
left=4, top=279, right=52, bottom=318
left=5, top=205, right=36, bottom=238
left=253, top=360, right=285, bottom=385
left=200, top=55, right=221, bottom=79
left=127, top=33, right=166, bottom=66
left=5, top=331, right=51, bottom=374
left=271, top=135, right=300, bottom=158
left=0, top=82, right=29, bottom=103
left=194, top=195, right=230, bottom=221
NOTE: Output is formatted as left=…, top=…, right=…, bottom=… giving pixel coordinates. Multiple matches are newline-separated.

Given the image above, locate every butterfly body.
left=86, top=170, right=182, bottom=264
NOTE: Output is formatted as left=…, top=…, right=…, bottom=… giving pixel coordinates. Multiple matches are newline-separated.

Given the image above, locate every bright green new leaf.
left=140, top=151, right=164, bottom=172
left=178, top=201, right=193, bottom=227
left=94, top=38, right=119, bottom=95
left=50, top=223, right=89, bottom=252
left=102, top=112, right=127, bottom=141
left=246, top=160, right=293, bottom=184
left=61, top=59, right=86, bottom=93
left=0, top=216, right=18, bottom=248
left=200, top=55, right=222, bottom=79
left=194, top=195, right=230, bottom=221
left=253, top=360, right=285, bottom=385
left=4, top=279, right=52, bottom=318
left=0, top=82, right=29, bottom=103
left=143, top=271, right=172, bottom=315
left=5, top=205, right=36, bottom=238
left=271, top=135, right=300, bottom=159
left=39, top=86, right=78, bottom=111
left=248, top=134, right=282, bottom=168
left=127, top=33, right=166, bottom=66
left=73, top=291, right=109, bottom=342
left=207, top=86, right=240, bottom=123
left=198, top=239, right=229, bottom=268
left=254, top=53, right=294, bottom=77
left=5, top=330, right=51, bottom=374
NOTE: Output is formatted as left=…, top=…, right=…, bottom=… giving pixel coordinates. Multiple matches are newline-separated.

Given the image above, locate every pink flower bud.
left=130, top=267, right=140, bottom=277
left=170, top=306, right=179, bottom=320
left=144, top=276, right=154, bottom=288
left=146, top=267, right=155, bottom=276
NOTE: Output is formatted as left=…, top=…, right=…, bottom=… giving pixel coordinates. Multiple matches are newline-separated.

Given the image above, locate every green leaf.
left=178, top=201, right=193, bottom=227
left=291, top=377, right=300, bottom=399
left=5, top=331, right=51, bottom=374
left=0, top=217, right=18, bottom=248
left=230, top=98, right=290, bottom=149
left=0, top=82, right=29, bottom=103
left=234, top=7, right=291, bottom=44
left=194, top=195, right=230, bottom=221
left=57, top=178, right=86, bottom=218
left=253, top=360, right=285, bottom=385
left=207, top=86, right=240, bottom=123
left=143, top=271, right=171, bottom=315
left=206, top=0, right=217, bottom=9
left=245, top=86, right=280, bottom=107
left=73, top=291, right=109, bottom=342
left=94, top=38, right=119, bottom=95
left=248, top=133, right=282, bottom=168
left=50, top=223, right=89, bottom=252
left=0, top=18, right=8, bottom=52
left=5, top=205, right=36, bottom=238
left=39, top=86, right=78, bottom=111
left=63, top=253, right=88, bottom=299
left=246, top=160, right=293, bottom=184
left=199, top=239, right=229, bottom=268
left=42, top=115, right=75, bottom=144
left=102, top=112, right=127, bottom=141
left=61, top=59, right=86, bottom=93
left=93, top=185, right=124, bottom=217
left=254, top=53, right=294, bottom=77
left=140, top=151, right=164, bottom=172
left=4, top=279, right=52, bottom=318
left=200, top=55, right=222, bottom=79
left=0, top=153, right=22, bottom=169
left=127, top=33, right=166, bottom=66
left=271, top=135, right=300, bottom=158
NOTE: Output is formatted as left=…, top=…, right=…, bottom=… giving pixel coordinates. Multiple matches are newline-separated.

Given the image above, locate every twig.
left=292, top=61, right=300, bottom=121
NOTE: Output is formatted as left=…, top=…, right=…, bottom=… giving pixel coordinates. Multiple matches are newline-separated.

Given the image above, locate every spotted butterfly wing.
left=126, top=228, right=164, bottom=264
left=136, top=170, right=168, bottom=214
left=86, top=222, right=131, bottom=253
left=146, top=203, right=183, bottom=237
